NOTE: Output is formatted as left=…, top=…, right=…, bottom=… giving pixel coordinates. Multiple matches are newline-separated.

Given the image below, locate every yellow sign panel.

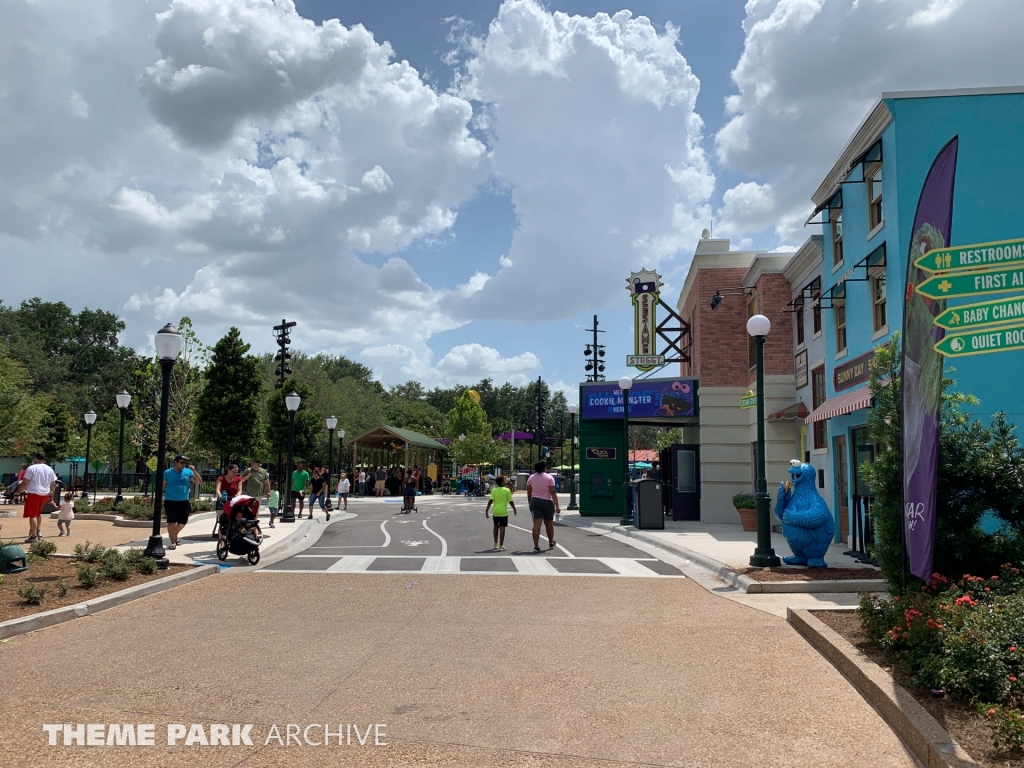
left=146, top=456, right=158, bottom=472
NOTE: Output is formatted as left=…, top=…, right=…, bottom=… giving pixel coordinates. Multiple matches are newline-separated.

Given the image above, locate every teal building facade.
left=806, top=86, right=1024, bottom=543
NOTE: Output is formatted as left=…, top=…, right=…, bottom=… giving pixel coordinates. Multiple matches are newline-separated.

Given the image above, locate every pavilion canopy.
left=347, top=425, right=447, bottom=451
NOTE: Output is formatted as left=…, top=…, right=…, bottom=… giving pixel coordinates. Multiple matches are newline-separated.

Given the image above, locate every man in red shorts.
left=15, top=452, right=57, bottom=543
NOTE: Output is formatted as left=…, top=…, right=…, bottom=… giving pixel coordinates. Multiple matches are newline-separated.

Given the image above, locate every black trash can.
left=632, top=479, right=665, bottom=530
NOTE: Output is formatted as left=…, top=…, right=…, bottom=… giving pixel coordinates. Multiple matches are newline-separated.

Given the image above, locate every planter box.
left=736, top=507, right=757, bottom=532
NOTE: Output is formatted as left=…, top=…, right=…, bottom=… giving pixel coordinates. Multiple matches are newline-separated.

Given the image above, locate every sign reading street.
left=934, top=322, right=1024, bottom=358
left=915, top=237, right=1024, bottom=273
left=933, top=294, right=1024, bottom=331
left=627, top=354, right=664, bottom=368
left=740, top=391, right=758, bottom=409
left=915, top=265, right=1024, bottom=300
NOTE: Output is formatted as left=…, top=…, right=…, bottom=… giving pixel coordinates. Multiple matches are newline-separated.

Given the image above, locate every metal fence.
left=844, top=494, right=878, bottom=566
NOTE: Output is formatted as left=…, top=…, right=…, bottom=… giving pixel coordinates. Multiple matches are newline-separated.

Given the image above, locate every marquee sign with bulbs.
left=624, top=269, right=692, bottom=371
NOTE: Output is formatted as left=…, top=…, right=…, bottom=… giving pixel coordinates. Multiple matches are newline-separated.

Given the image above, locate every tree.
left=265, top=382, right=322, bottom=464
left=0, top=349, right=45, bottom=457
left=196, top=328, right=263, bottom=463
left=449, top=433, right=504, bottom=468
left=38, top=399, right=75, bottom=462
left=446, top=390, right=489, bottom=438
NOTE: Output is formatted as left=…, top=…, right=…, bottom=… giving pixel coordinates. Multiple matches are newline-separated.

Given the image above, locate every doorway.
left=660, top=444, right=700, bottom=521
left=835, top=434, right=849, bottom=544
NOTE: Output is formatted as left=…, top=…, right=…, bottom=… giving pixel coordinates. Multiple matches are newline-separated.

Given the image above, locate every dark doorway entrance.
left=660, top=444, right=700, bottom=520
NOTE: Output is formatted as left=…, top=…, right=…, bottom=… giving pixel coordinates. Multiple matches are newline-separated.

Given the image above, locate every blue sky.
left=4, top=0, right=1023, bottom=395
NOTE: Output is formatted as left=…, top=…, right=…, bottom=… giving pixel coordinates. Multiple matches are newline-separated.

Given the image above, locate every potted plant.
left=732, top=492, right=757, bottom=532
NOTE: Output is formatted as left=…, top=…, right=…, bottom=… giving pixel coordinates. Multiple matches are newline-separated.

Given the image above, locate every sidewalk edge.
left=0, top=565, right=218, bottom=641
left=788, top=607, right=980, bottom=768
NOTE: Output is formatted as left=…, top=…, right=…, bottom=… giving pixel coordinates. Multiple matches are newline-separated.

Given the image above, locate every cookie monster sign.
left=581, top=377, right=698, bottom=421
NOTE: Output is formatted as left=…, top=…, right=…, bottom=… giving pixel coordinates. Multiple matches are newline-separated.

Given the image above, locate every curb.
left=787, top=608, right=979, bottom=768
left=0, top=564, right=218, bottom=641
left=558, top=516, right=885, bottom=593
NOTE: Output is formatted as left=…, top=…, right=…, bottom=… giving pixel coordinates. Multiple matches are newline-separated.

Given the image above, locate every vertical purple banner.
left=902, top=136, right=958, bottom=582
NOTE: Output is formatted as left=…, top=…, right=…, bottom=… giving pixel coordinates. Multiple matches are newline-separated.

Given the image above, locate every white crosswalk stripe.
left=267, top=555, right=684, bottom=578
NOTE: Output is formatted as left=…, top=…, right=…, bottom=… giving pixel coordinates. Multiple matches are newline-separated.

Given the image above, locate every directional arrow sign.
left=914, top=237, right=1024, bottom=273
left=934, top=322, right=1024, bottom=358
left=915, top=266, right=1024, bottom=300
left=933, top=293, right=1024, bottom=331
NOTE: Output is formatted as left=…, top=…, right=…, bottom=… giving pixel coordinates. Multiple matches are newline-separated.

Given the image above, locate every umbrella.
left=630, top=461, right=653, bottom=469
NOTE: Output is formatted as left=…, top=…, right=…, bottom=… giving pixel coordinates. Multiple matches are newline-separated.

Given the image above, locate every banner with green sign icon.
left=914, top=237, right=1024, bottom=274
left=915, top=265, right=1024, bottom=300
left=933, top=294, right=1024, bottom=331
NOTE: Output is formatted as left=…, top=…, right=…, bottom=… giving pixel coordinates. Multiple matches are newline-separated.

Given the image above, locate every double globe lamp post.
left=144, top=323, right=184, bottom=568
left=747, top=314, right=781, bottom=568
left=326, top=415, right=337, bottom=492
left=280, top=391, right=301, bottom=523
left=567, top=404, right=578, bottom=511
left=618, top=376, right=633, bottom=526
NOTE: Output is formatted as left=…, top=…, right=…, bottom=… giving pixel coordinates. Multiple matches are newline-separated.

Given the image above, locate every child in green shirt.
left=268, top=482, right=280, bottom=528
left=485, top=476, right=517, bottom=551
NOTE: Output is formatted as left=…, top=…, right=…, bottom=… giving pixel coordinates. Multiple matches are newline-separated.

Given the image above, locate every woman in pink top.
left=525, top=461, right=559, bottom=553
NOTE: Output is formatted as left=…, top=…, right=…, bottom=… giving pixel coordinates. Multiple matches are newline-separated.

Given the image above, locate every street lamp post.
left=618, top=377, right=633, bottom=526
left=747, top=314, right=781, bottom=568
left=567, top=404, right=578, bottom=511
left=280, top=392, right=301, bottom=523
left=81, top=410, right=97, bottom=499
left=326, top=415, right=337, bottom=493
left=144, top=323, right=183, bottom=568
left=338, top=429, right=345, bottom=486
left=114, top=390, right=131, bottom=507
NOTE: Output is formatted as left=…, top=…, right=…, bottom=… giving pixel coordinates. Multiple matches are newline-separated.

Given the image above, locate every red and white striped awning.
left=804, top=386, right=874, bottom=423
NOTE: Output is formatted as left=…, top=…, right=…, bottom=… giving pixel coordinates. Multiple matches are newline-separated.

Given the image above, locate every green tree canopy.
left=196, top=327, right=263, bottom=463
left=265, top=382, right=323, bottom=464
left=446, top=390, right=489, bottom=438
left=0, top=348, right=45, bottom=457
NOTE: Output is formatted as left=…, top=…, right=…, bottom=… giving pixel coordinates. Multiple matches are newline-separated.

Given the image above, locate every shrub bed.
left=859, top=563, right=1024, bottom=754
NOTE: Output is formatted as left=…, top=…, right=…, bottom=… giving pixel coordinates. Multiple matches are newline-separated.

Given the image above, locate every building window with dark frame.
left=811, top=277, right=822, bottom=336
left=835, top=295, right=847, bottom=355
left=812, top=366, right=827, bottom=450
left=831, top=209, right=844, bottom=267
left=871, top=268, right=887, bottom=333
left=795, top=297, right=805, bottom=347
left=867, top=161, right=883, bottom=232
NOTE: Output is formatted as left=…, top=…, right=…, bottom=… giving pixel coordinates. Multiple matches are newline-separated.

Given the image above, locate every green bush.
left=56, top=578, right=69, bottom=598
left=89, top=496, right=116, bottom=512
left=76, top=563, right=100, bottom=588
left=98, top=549, right=131, bottom=581
left=731, top=493, right=756, bottom=509
left=122, top=548, right=145, bottom=567
left=136, top=556, right=157, bottom=575
left=73, top=498, right=91, bottom=514
left=18, top=583, right=46, bottom=605
left=72, top=540, right=106, bottom=563
left=190, top=498, right=215, bottom=512
left=858, top=563, right=1024, bottom=753
left=117, top=499, right=154, bottom=520
left=28, top=539, right=57, bottom=559
left=863, top=336, right=1024, bottom=590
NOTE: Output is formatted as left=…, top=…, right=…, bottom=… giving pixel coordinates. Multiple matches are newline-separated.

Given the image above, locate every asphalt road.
left=263, top=495, right=685, bottom=578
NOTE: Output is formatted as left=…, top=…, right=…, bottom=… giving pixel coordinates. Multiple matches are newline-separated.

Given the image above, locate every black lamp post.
left=618, top=377, right=633, bottom=526
left=747, top=314, right=781, bottom=568
left=144, top=323, right=183, bottom=569
left=567, top=404, right=578, bottom=511
left=280, top=391, right=301, bottom=523
left=338, top=428, right=345, bottom=487
left=114, top=390, right=131, bottom=507
left=81, top=410, right=97, bottom=499
left=326, top=415, right=337, bottom=492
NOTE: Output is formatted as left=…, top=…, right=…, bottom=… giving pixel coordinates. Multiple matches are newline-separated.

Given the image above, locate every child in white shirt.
left=336, top=473, right=350, bottom=511
left=57, top=492, right=75, bottom=536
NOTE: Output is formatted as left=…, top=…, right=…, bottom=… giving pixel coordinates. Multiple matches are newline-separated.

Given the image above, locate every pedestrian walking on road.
left=375, top=466, right=387, bottom=497
left=215, top=465, right=241, bottom=510
left=357, top=468, right=366, bottom=496
left=337, top=472, right=350, bottom=511
left=164, top=454, right=200, bottom=549
left=485, top=476, right=516, bottom=550
left=15, top=452, right=56, bottom=542
left=526, top=461, right=559, bottom=553
left=57, top=492, right=75, bottom=536
left=309, top=465, right=327, bottom=518
left=292, top=461, right=311, bottom=517
left=239, top=459, right=270, bottom=503
left=267, top=482, right=280, bottom=528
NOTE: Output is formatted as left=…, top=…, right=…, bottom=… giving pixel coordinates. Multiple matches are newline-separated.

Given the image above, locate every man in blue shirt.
left=164, top=454, right=200, bottom=550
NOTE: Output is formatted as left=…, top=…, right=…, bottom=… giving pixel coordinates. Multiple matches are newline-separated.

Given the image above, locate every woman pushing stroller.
left=216, top=495, right=263, bottom=565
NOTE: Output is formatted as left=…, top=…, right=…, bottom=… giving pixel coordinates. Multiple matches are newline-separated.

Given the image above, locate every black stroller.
left=215, top=500, right=262, bottom=565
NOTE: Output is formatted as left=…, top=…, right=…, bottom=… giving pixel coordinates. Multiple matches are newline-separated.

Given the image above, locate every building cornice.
left=782, top=236, right=823, bottom=287
left=678, top=250, right=761, bottom=312
left=742, top=255, right=794, bottom=289
left=811, top=100, right=892, bottom=207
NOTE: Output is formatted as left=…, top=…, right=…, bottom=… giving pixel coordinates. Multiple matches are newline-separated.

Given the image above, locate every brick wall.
left=753, top=273, right=795, bottom=381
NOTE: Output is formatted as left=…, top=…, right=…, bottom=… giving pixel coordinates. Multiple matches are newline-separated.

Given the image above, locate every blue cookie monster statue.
left=775, top=460, right=835, bottom=568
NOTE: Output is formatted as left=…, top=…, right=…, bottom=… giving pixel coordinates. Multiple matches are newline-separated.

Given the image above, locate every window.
left=831, top=209, right=844, bottom=267
left=747, top=294, right=760, bottom=369
left=871, top=269, right=887, bottom=332
left=812, top=366, right=827, bottom=450
left=811, top=277, right=822, bottom=336
left=867, top=162, right=883, bottom=231
left=835, top=295, right=847, bottom=355
left=795, top=296, right=805, bottom=346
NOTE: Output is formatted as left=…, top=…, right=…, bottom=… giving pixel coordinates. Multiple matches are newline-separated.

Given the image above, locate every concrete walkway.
left=0, top=571, right=917, bottom=767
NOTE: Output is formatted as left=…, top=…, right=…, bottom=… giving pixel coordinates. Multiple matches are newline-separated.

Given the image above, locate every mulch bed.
left=814, top=610, right=1022, bottom=768
left=0, top=556, right=189, bottom=623
left=736, top=566, right=882, bottom=582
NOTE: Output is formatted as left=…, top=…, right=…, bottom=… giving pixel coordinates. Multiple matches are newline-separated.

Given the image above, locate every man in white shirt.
left=16, top=452, right=58, bottom=543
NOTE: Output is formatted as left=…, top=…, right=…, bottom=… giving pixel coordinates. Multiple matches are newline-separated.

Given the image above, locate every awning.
left=805, top=387, right=874, bottom=423
left=768, top=402, right=809, bottom=422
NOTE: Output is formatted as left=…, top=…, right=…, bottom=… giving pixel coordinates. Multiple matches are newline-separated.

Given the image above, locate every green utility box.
left=578, top=417, right=626, bottom=516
